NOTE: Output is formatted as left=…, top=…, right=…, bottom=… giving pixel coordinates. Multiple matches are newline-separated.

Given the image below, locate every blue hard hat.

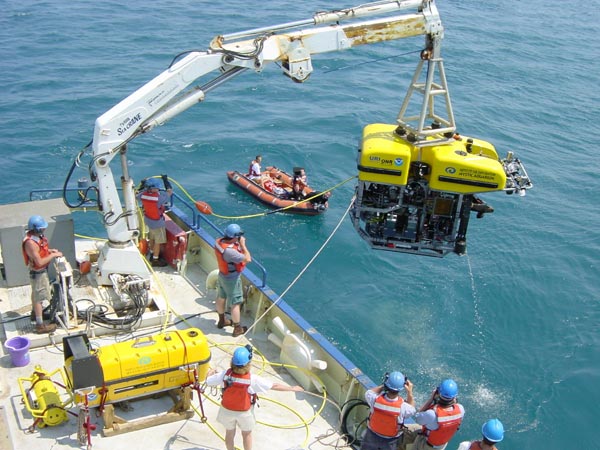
left=145, top=178, right=161, bottom=188
left=28, top=215, right=48, bottom=232
left=232, top=346, right=251, bottom=366
left=224, top=223, right=243, bottom=238
left=438, top=379, right=458, bottom=400
left=384, top=371, right=405, bottom=392
left=482, top=419, right=504, bottom=442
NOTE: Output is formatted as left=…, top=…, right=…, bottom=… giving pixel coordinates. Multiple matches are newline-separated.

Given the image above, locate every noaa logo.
left=138, top=356, right=152, bottom=365
left=445, top=167, right=456, bottom=174
left=88, top=393, right=98, bottom=401
left=394, top=158, right=404, bottom=166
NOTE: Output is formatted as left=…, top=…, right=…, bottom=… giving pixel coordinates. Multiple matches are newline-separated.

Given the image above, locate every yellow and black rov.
left=351, top=123, right=533, bottom=257
left=62, top=328, right=210, bottom=444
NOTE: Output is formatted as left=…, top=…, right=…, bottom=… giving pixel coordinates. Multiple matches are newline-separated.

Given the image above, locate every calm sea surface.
left=2, top=1, right=599, bottom=448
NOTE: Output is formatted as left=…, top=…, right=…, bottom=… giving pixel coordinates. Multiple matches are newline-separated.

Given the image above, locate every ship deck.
left=0, top=254, right=354, bottom=449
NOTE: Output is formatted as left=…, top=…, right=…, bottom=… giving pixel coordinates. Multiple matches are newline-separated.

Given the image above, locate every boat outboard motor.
left=309, top=191, right=330, bottom=206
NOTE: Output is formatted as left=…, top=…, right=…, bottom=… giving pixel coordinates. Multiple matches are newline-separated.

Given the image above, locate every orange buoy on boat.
left=195, top=201, right=213, bottom=215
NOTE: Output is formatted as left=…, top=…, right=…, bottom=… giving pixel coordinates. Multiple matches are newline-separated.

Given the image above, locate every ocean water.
left=2, top=1, right=599, bottom=448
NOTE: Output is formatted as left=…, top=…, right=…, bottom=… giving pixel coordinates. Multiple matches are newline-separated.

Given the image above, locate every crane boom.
left=92, top=0, right=451, bottom=283
left=88, top=0, right=531, bottom=283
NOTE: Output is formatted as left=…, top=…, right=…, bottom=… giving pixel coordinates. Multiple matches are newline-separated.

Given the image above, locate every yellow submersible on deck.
left=63, top=328, right=210, bottom=407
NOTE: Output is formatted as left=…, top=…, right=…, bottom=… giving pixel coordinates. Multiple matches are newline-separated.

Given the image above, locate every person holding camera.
left=398, top=378, right=465, bottom=450
left=457, top=419, right=504, bottom=450
left=214, top=223, right=252, bottom=337
left=360, top=371, right=415, bottom=450
left=205, top=345, right=303, bottom=450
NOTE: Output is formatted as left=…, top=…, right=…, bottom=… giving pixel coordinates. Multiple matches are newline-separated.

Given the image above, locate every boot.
left=151, top=258, right=167, bottom=267
left=232, top=323, right=248, bottom=337
left=35, top=323, right=57, bottom=334
left=217, top=313, right=232, bottom=329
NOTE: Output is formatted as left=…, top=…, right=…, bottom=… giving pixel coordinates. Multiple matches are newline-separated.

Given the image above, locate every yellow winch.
left=18, top=365, right=73, bottom=428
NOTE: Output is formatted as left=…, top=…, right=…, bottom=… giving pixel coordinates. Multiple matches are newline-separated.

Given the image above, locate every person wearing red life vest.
left=22, top=215, right=63, bottom=334
left=137, top=176, right=172, bottom=266
left=457, top=419, right=504, bottom=450
left=399, top=379, right=465, bottom=450
left=360, top=371, right=416, bottom=450
left=214, top=224, right=252, bottom=337
left=205, top=345, right=303, bottom=450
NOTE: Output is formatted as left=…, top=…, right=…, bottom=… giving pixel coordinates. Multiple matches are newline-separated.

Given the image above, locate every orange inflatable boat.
left=227, top=166, right=329, bottom=215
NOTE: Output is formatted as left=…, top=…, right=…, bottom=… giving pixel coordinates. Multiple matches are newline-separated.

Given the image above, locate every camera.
left=245, top=344, right=253, bottom=360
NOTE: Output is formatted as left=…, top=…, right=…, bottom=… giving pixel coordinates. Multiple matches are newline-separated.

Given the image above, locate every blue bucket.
left=4, top=336, right=31, bottom=367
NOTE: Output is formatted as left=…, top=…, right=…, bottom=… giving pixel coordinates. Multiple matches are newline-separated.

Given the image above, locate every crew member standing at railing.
left=457, top=419, right=504, bottom=450
left=214, top=223, right=252, bottom=337
left=399, top=378, right=465, bottom=450
left=360, top=371, right=415, bottom=450
left=138, top=176, right=173, bottom=267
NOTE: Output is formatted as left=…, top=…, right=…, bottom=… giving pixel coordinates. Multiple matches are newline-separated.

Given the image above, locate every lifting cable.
left=323, top=48, right=421, bottom=73
left=241, top=194, right=356, bottom=337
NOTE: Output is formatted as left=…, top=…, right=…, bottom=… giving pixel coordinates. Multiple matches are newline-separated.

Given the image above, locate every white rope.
left=242, top=195, right=356, bottom=337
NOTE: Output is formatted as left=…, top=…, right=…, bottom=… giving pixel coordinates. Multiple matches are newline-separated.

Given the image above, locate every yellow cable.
left=211, top=174, right=357, bottom=220
left=72, top=177, right=339, bottom=443
left=199, top=381, right=311, bottom=447
left=74, top=233, right=107, bottom=241
left=190, top=402, right=243, bottom=450
left=153, top=173, right=357, bottom=220
left=199, top=341, right=329, bottom=428
left=151, top=190, right=347, bottom=431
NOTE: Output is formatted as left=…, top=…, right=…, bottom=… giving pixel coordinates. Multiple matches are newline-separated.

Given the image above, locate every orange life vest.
left=423, top=403, right=463, bottom=446
left=22, top=233, right=50, bottom=270
left=140, top=190, right=164, bottom=220
left=221, top=369, right=254, bottom=411
left=369, top=394, right=404, bottom=437
left=215, top=238, right=246, bottom=275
